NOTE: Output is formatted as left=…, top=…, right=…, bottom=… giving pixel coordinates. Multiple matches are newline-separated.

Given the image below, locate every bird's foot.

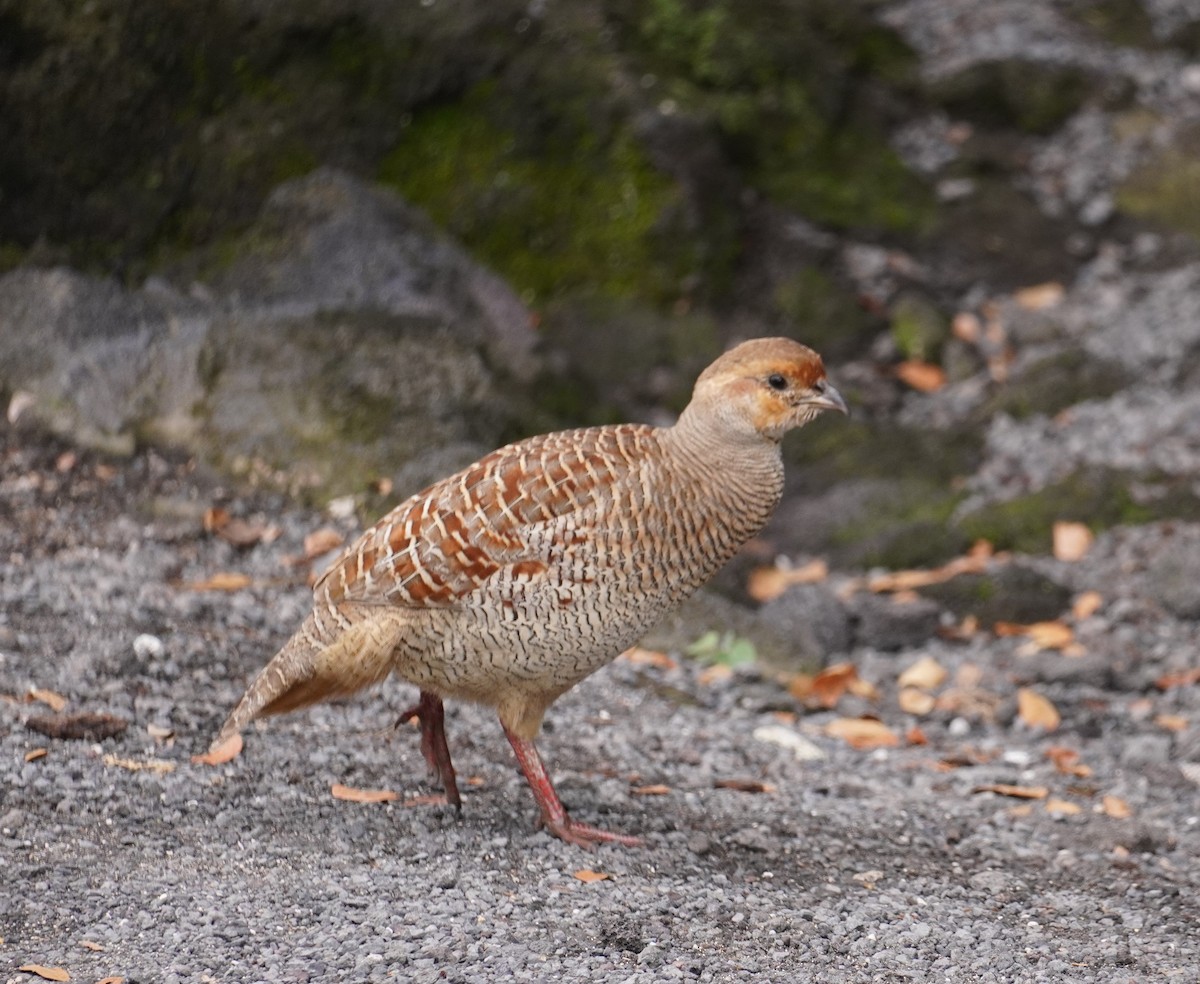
left=398, top=691, right=462, bottom=813
left=538, top=814, right=643, bottom=850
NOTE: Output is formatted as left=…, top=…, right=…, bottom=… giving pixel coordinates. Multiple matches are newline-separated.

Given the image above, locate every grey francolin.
left=207, top=337, right=846, bottom=847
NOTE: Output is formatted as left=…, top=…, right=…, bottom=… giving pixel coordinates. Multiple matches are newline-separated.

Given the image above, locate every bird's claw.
left=538, top=814, right=644, bottom=850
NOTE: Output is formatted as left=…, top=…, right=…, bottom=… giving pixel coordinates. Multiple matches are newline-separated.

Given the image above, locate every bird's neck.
left=659, top=403, right=786, bottom=521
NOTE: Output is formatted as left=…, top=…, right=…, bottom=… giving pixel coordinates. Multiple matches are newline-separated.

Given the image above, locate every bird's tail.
left=211, top=608, right=404, bottom=751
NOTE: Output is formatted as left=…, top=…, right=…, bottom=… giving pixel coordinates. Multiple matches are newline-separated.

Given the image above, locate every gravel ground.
left=2, top=423, right=1199, bottom=984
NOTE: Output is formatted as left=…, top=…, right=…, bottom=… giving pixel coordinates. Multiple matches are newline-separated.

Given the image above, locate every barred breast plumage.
left=207, top=337, right=847, bottom=847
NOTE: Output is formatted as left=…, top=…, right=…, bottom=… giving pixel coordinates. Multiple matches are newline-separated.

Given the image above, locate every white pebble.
left=133, top=634, right=165, bottom=659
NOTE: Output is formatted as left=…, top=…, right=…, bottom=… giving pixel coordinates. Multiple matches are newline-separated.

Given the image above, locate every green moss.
left=928, top=60, right=1099, bottom=135
left=981, top=350, right=1130, bottom=421
left=1067, top=0, right=1157, bottom=48
left=1117, top=127, right=1200, bottom=239
left=379, top=88, right=690, bottom=304
left=889, top=292, right=948, bottom=362
left=621, top=0, right=933, bottom=233
left=829, top=480, right=971, bottom=570
left=957, top=469, right=1153, bottom=554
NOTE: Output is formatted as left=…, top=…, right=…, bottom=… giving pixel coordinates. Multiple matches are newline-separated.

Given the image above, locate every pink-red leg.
left=397, top=691, right=461, bottom=812
left=503, top=724, right=642, bottom=849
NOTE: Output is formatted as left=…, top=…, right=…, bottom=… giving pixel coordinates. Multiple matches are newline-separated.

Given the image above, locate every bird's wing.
left=314, top=424, right=656, bottom=608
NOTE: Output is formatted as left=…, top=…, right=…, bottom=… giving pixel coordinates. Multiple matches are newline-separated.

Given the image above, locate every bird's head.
left=686, top=337, right=847, bottom=443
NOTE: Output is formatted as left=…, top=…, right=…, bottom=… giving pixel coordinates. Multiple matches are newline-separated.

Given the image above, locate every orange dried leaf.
left=1052, top=521, right=1093, bottom=562
left=897, top=655, right=948, bottom=691
left=713, top=778, right=776, bottom=794
left=202, top=506, right=230, bottom=533
left=894, top=359, right=946, bottom=393
left=973, top=783, right=1048, bottom=800
left=24, top=748, right=47, bottom=762
left=1072, top=591, right=1103, bottom=620
left=1102, top=794, right=1132, bottom=819
left=1018, top=688, right=1061, bottom=730
left=630, top=784, right=672, bottom=796
left=1014, top=281, right=1065, bottom=311
left=18, top=967, right=70, bottom=982
left=78, top=941, right=104, bottom=952
left=1155, top=668, right=1200, bottom=690
left=304, top=527, right=345, bottom=560
left=190, top=733, right=243, bottom=766
left=1046, top=746, right=1092, bottom=777
left=746, top=558, right=828, bottom=602
left=697, top=663, right=733, bottom=686
left=96, top=978, right=124, bottom=984
left=573, top=870, right=611, bottom=883
left=620, top=647, right=677, bottom=670
left=1154, top=714, right=1188, bottom=732
left=330, top=783, right=399, bottom=804
left=952, top=311, right=982, bottom=343
left=186, top=572, right=252, bottom=592
left=812, top=663, right=858, bottom=708
left=867, top=546, right=996, bottom=593
left=905, top=725, right=928, bottom=746
left=898, top=688, right=935, bottom=715
left=825, top=717, right=899, bottom=750
left=28, top=689, right=68, bottom=712
left=1045, top=798, right=1082, bottom=816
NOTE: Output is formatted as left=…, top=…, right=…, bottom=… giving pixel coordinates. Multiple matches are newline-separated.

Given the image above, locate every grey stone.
left=848, top=591, right=942, bottom=651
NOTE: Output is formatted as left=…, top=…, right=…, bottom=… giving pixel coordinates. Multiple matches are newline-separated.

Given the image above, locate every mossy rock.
left=1116, top=125, right=1200, bottom=240
left=1065, top=0, right=1158, bottom=48
left=926, top=59, right=1106, bottom=135
left=979, top=350, right=1131, bottom=422
left=917, top=566, right=1071, bottom=625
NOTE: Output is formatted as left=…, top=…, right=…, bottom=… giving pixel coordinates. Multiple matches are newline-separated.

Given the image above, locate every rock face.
left=0, top=170, right=539, bottom=497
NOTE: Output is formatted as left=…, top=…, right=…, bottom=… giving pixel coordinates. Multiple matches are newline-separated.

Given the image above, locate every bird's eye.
left=767, top=373, right=788, bottom=391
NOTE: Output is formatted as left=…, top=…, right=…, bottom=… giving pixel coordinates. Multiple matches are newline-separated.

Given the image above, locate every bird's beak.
left=808, top=382, right=848, bottom=416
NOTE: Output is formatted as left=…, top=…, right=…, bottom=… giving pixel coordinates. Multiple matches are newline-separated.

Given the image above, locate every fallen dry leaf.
left=190, top=733, right=243, bottom=766
left=185, top=571, right=252, bottom=592
left=825, top=717, right=900, bottom=750
left=1052, top=521, right=1093, bottom=562
left=96, top=978, right=124, bottom=984
left=898, top=688, right=935, bottom=715
left=1101, top=794, right=1132, bottom=819
left=24, top=748, right=47, bottom=762
left=330, top=783, right=399, bottom=804
left=1045, top=798, right=1082, bottom=816
left=400, top=794, right=449, bottom=807
left=18, top=966, right=70, bottom=982
left=894, top=359, right=946, bottom=393
left=1072, top=591, right=1103, bottom=620
left=78, top=941, right=104, bottom=952
left=697, top=663, right=733, bottom=686
left=573, top=870, right=611, bottom=883
left=1018, top=688, right=1061, bottom=730
left=713, top=778, right=777, bottom=794
left=973, top=783, right=1048, bottom=800
left=905, top=725, right=928, bottom=746
left=898, top=655, right=948, bottom=691
left=103, top=754, right=175, bottom=775
left=867, top=542, right=997, bottom=593
left=952, top=311, right=981, bottom=343
left=620, top=646, right=677, bottom=670
left=811, top=663, right=859, bottom=708
left=1046, top=746, right=1092, bottom=778
left=304, top=527, right=345, bottom=560
left=26, top=712, right=128, bottom=742
left=466, top=775, right=485, bottom=787
left=146, top=723, right=175, bottom=741
left=1014, top=281, right=1065, bottom=311
left=1154, top=714, right=1188, bottom=732
left=996, top=620, right=1076, bottom=654
left=746, top=558, right=829, bottom=603
left=1156, top=668, right=1200, bottom=690
left=28, top=688, right=68, bottom=712
left=630, top=784, right=672, bottom=796
left=220, top=517, right=280, bottom=548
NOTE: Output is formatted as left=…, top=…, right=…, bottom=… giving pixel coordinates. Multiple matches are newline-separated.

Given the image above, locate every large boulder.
left=0, top=170, right=539, bottom=499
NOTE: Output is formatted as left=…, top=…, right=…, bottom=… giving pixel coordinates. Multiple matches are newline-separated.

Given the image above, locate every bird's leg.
left=397, top=691, right=461, bottom=812
left=502, top=725, right=642, bottom=849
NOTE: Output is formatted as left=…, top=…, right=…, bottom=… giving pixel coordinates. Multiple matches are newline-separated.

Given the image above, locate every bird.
left=206, top=337, right=847, bottom=847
